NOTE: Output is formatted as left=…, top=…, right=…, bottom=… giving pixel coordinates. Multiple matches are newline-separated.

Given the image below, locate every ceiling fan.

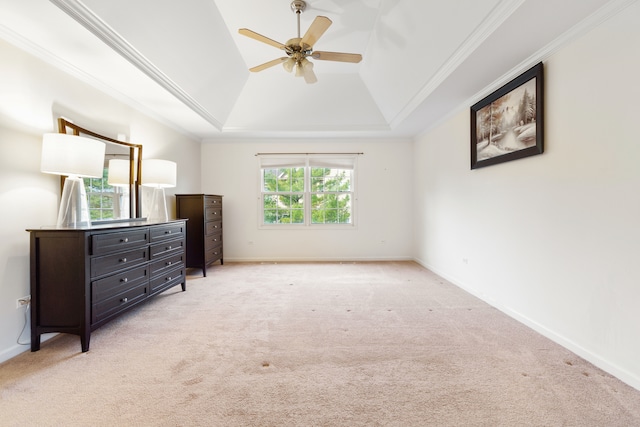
left=238, top=0, right=363, bottom=84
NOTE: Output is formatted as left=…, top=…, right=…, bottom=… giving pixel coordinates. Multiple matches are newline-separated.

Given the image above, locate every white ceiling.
left=0, top=0, right=626, bottom=141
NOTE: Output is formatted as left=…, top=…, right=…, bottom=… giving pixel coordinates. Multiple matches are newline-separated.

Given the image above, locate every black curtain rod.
left=255, top=152, right=364, bottom=156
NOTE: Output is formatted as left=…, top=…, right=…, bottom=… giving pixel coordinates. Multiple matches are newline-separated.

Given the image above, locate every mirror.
left=57, top=117, right=143, bottom=221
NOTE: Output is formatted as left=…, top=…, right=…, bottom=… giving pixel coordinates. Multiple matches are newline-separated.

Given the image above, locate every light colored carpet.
left=1, top=261, right=640, bottom=426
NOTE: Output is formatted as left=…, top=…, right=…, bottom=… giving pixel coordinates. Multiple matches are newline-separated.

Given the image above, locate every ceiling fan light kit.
left=238, top=0, right=362, bottom=84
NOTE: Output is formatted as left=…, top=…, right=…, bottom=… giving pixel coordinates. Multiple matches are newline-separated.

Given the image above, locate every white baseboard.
left=222, top=256, right=414, bottom=263
left=413, top=257, right=640, bottom=392
left=0, top=333, right=58, bottom=365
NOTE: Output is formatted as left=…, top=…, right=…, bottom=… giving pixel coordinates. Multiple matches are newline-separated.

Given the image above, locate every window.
left=84, top=167, right=126, bottom=221
left=260, top=156, right=356, bottom=226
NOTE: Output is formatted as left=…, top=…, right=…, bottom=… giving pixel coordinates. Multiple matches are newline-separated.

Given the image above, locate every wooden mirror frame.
left=57, top=117, right=143, bottom=219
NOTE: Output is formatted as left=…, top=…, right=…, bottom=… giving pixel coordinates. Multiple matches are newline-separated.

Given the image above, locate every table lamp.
left=142, top=159, right=176, bottom=222
left=41, top=133, right=106, bottom=228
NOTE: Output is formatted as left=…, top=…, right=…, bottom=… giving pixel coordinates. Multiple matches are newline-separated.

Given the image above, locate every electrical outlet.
left=16, top=295, right=31, bottom=308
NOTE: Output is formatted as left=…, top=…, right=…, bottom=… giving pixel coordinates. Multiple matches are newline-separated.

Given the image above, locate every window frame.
left=258, top=155, right=357, bottom=229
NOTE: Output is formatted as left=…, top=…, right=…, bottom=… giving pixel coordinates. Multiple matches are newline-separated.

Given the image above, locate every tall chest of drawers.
left=176, top=194, right=223, bottom=276
left=27, top=219, right=186, bottom=352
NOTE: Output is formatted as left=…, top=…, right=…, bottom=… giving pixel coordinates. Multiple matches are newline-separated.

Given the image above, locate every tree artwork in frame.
left=471, top=62, right=544, bottom=169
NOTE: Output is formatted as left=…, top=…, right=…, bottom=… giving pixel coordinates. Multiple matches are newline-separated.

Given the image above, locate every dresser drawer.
left=205, top=231, right=222, bottom=250
left=205, top=246, right=223, bottom=264
left=91, top=247, right=149, bottom=278
left=92, top=264, right=149, bottom=303
left=205, top=207, right=222, bottom=221
left=204, top=196, right=222, bottom=208
left=150, top=238, right=184, bottom=260
left=91, top=229, right=149, bottom=256
left=150, top=266, right=185, bottom=296
left=205, top=220, right=222, bottom=235
left=149, top=252, right=184, bottom=277
left=150, top=223, right=185, bottom=243
left=92, top=282, right=149, bottom=325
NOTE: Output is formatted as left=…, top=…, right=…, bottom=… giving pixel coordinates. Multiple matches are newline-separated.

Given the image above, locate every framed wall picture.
left=470, top=62, right=544, bottom=169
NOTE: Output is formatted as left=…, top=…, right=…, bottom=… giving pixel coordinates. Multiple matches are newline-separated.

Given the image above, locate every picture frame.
left=470, top=62, right=544, bottom=169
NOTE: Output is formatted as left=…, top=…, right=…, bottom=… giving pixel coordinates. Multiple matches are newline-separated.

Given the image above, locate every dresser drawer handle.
left=166, top=261, right=172, bottom=266
left=120, top=258, right=127, bottom=263
left=121, top=277, right=128, bottom=283
left=166, top=276, right=172, bottom=281
left=121, top=297, right=128, bottom=303
left=165, top=230, right=172, bottom=234
left=166, top=245, right=172, bottom=250
left=121, top=238, right=129, bottom=243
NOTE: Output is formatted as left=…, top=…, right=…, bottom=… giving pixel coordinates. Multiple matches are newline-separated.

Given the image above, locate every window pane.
left=263, top=169, right=277, bottom=192
left=264, top=167, right=304, bottom=193
left=262, top=194, right=305, bottom=224
left=311, top=168, right=351, bottom=192
left=311, top=193, right=351, bottom=224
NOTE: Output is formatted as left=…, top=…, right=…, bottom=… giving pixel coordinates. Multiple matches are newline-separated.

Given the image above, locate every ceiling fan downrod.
left=290, top=0, right=306, bottom=38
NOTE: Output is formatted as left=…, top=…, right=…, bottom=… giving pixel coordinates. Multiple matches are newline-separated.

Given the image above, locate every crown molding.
left=50, top=0, right=223, bottom=131
left=468, top=0, right=637, bottom=109
left=389, top=0, right=527, bottom=129
left=413, top=0, right=637, bottom=140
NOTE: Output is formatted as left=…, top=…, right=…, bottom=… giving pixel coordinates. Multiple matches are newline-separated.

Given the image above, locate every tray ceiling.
left=0, top=0, right=625, bottom=140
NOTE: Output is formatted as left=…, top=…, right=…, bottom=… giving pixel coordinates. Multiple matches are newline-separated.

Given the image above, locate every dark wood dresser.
left=175, top=194, right=223, bottom=276
left=27, top=219, right=186, bottom=352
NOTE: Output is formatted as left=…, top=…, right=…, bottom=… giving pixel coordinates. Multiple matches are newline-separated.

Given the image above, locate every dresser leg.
left=31, top=333, right=41, bottom=352
left=81, top=333, right=90, bottom=352
left=181, top=282, right=186, bottom=291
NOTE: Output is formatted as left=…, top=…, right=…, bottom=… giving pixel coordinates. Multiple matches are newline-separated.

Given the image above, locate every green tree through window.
left=84, top=168, right=117, bottom=221
left=260, top=156, right=356, bottom=226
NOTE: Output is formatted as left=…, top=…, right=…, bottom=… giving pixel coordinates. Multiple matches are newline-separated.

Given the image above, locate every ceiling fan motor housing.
left=285, top=38, right=312, bottom=60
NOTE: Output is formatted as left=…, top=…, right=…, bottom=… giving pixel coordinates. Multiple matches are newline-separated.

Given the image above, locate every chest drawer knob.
left=120, top=238, right=129, bottom=243
left=167, top=276, right=172, bottom=281
left=165, top=230, right=172, bottom=234
left=121, top=277, right=128, bottom=283
left=167, top=245, right=172, bottom=250
left=166, top=261, right=172, bottom=266
left=121, top=297, right=128, bottom=303
left=120, top=258, right=127, bottom=263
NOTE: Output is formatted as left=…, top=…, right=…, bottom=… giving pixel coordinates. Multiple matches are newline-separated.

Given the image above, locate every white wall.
left=414, top=2, right=640, bottom=389
left=0, top=39, right=202, bottom=363
left=200, top=139, right=414, bottom=261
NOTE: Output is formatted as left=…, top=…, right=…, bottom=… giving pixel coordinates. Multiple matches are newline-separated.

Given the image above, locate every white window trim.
left=257, top=155, right=358, bottom=229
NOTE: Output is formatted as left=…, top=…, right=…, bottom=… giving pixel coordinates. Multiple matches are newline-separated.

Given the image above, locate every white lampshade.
left=282, top=57, right=295, bottom=73
left=40, top=133, right=106, bottom=228
left=41, top=133, right=105, bottom=178
left=142, top=159, right=176, bottom=188
left=108, top=159, right=131, bottom=187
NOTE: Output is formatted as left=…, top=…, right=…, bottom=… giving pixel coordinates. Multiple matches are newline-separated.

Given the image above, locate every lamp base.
left=147, top=187, right=169, bottom=222
left=57, top=176, right=92, bottom=228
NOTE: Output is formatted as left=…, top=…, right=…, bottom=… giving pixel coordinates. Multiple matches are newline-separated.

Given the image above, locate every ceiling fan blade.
left=300, top=16, right=332, bottom=47
left=311, top=51, right=363, bottom=63
left=238, top=28, right=285, bottom=50
left=249, top=57, right=289, bottom=72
